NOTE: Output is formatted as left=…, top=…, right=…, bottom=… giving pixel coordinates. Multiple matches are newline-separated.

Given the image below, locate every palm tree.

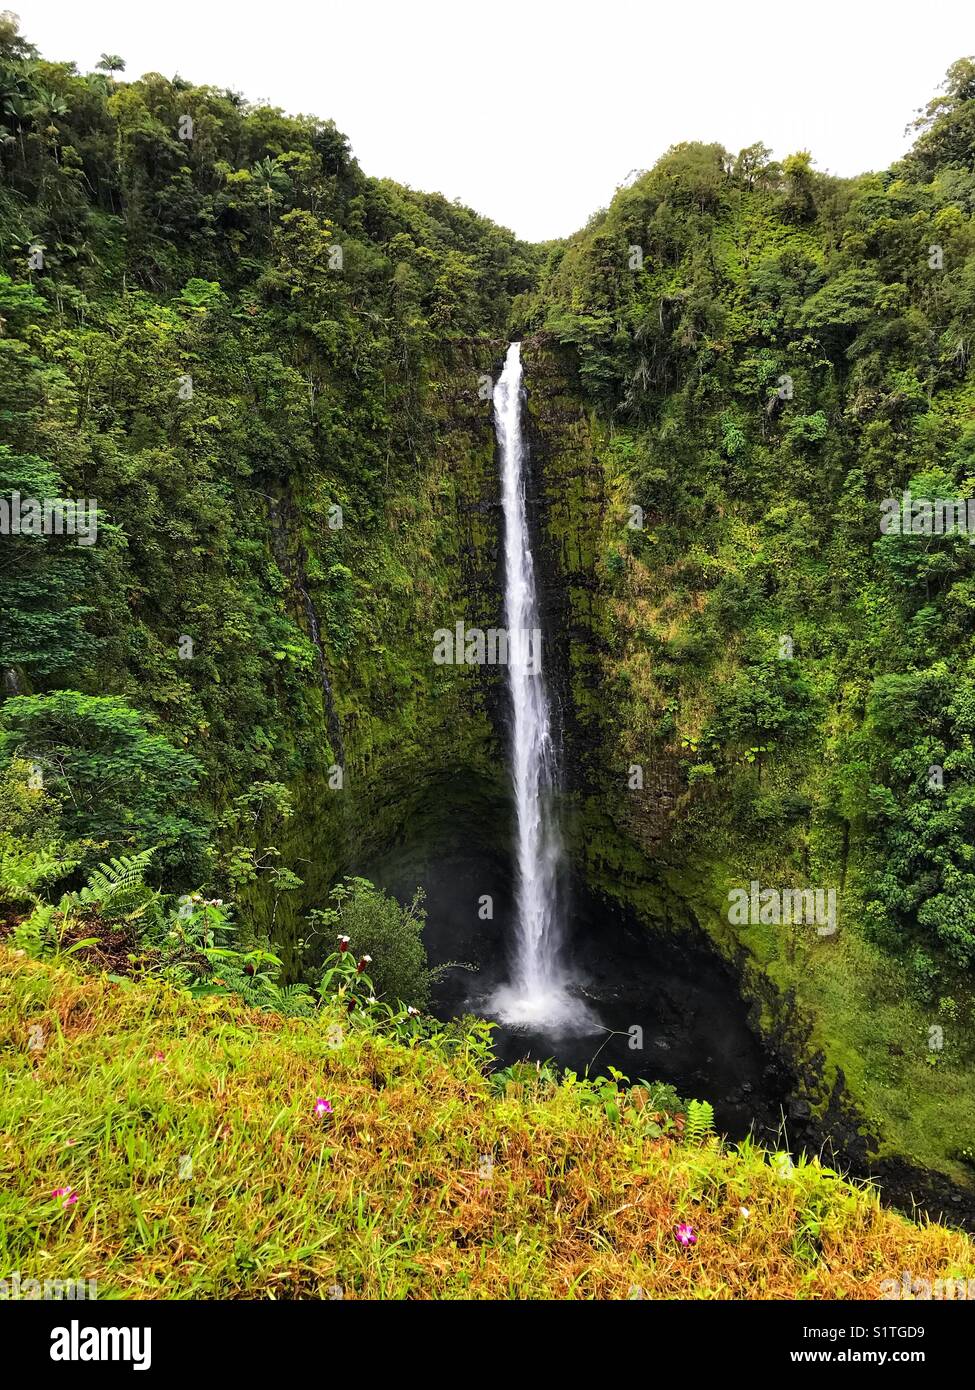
left=32, top=88, right=69, bottom=158
left=1, top=60, right=39, bottom=160
left=95, top=54, right=125, bottom=79
left=251, top=156, right=290, bottom=229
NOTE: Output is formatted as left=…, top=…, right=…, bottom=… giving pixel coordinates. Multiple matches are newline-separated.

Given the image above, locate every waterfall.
left=490, top=342, right=591, bottom=1033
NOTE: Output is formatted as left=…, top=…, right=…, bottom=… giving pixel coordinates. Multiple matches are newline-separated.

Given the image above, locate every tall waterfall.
left=491, top=342, right=589, bottom=1032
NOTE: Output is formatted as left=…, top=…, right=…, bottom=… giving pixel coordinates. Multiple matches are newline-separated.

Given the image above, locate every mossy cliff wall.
left=520, top=335, right=975, bottom=1208
left=248, top=339, right=511, bottom=962
left=520, top=336, right=690, bottom=923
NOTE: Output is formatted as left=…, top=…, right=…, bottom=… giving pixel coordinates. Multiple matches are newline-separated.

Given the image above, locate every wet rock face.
left=519, top=338, right=610, bottom=800
left=519, top=336, right=683, bottom=844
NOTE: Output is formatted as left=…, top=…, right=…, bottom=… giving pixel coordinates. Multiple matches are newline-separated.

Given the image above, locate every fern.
left=684, top=1098, right=716, bottom=1144
left=76, top=848, right=156, bottom=906
left=0, top=841, right=78, bottom=905
left=275, top=983, right=316, bottom=1018
left=11, top=903, right=59, bottom=958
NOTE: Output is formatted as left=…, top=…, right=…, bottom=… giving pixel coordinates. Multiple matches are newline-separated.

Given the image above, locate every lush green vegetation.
left=0, top=10, right=531, bottom=897
left=510, top=61, right=975, bottom=1180
left=3, top=8, right=975, bottom=1281
left=522, top=62, right=975, bottom=988
left=0, top=12, right=528, bottom=967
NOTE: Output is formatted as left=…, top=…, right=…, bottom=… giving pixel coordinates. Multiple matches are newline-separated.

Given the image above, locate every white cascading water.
left=490, top=342, right=591, bottom=1032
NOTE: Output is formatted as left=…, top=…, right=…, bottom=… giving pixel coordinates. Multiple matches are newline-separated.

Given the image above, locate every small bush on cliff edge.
left=310, top=876, right=432, bottom=1009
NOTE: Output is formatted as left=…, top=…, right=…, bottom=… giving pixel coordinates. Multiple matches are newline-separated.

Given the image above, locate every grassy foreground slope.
left=1, top=949, right=972, bottom=1299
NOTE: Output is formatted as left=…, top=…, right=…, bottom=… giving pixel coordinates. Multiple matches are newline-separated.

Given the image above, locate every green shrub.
left=311, top=876, right=432, bottom=1008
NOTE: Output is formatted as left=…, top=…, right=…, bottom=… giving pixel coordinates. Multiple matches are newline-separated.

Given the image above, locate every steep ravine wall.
left=520, top=335, right=975, bottom=1228
left=249, top=340, right=511, bottom=965
left=520, top=336, right=691, bottom=914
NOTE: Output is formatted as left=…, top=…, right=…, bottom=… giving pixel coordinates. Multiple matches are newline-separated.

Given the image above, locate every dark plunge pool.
left=360, top=834, right=789, bottom=1143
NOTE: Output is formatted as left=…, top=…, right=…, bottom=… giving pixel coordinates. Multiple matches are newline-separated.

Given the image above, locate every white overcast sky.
left=14, top=0, right=974, bottom=241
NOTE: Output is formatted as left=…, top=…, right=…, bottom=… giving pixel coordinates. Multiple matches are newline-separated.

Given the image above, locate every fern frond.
left=685, top=1098, right=716, bottom=1144
left=0, top=841, right=78, bottom=902
left=83, top=848, right=156, bottom=904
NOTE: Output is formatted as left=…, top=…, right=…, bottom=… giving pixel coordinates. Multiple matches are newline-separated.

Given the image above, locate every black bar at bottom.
left=3, top=1297, right=967, bottom=1376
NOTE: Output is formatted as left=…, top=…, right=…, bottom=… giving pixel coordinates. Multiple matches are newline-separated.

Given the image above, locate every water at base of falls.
left=489, top=981, right=589, bottom=1032
left=489, top=342, right=596, bottom=1036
